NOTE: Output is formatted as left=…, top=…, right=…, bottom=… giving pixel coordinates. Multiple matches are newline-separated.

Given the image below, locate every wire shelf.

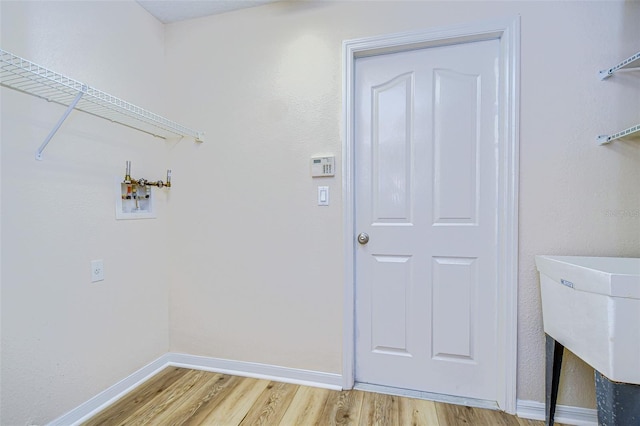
left=0, top=48, right=203, bottom=159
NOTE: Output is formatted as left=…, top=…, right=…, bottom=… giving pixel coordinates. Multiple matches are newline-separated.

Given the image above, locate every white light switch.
left=318, top=186, right=329, bottom=206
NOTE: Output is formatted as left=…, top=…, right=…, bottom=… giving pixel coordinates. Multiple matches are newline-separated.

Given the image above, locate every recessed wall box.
left=115, top=177, right=156, bottom=220
left=311, top=156, right=335, bottom=177
left=115, top=161, right=172, bottom=220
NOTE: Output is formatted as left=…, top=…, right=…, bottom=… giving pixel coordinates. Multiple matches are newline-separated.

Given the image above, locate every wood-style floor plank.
left=278, top=385, right=332, bottom=425
left=398, top=396, right=440, bottom=425
left=517, top=417, right=546, bottom=426
left=82, top=367, right=185, bottom=426
left=119, top=369, right=214, bottom=426
left=83, top=367, right=185, bottom=426
left=175, top=374, right=245, bottom=424
left=195, top=377, right=270, bottom=425
left=238, top=381, right=299, bottom=425
left=435, top=401, right=523, bottom=426
left=147, top=372, right=232, bottom=425
left=318, top=388, right=365, bottom=425
left=83, top=367, right=549, bottom=426
left=358, top=390, right=400, bottom=425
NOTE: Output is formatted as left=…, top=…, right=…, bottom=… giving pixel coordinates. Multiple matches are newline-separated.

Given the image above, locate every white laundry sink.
left=535, top=255, right=640, bottom=384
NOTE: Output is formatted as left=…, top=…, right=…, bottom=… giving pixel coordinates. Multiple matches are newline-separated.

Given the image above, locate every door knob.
left=357, top=232, right=369, bottom=245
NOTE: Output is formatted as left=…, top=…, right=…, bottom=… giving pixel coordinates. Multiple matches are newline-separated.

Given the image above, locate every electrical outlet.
left=91, top=259, right=104, bottom=282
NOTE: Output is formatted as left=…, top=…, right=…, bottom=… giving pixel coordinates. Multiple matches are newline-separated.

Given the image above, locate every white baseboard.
left=48, top=353, right=173, bottom=426
left=166, top=352, right=342, bottom=390
left=47, top=352, right=342, bottom=426
left=517, top=399, right=598, bottom=426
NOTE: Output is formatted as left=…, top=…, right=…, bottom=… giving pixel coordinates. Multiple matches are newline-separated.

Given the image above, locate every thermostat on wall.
left=311, top=156, right=335, bottom=177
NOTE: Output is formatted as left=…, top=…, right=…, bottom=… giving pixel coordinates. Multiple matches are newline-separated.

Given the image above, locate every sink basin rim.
left=535, top=255, right=640, bottom=299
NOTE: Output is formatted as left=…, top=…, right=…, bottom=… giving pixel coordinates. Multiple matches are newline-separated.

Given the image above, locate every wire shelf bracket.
left=597, top=124, right=640, bottom=145
left=35, top=90, right=84, bottom=160
left=597, top=51, right=640, bottom=145
left=598, top=51, right=640, bottom=80
left=0, top=48, right=205, bottom=160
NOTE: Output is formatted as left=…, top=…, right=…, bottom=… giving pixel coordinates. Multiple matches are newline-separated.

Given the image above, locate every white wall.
left=1, top=1, right=638, bottom=423
left=165, top=0, right=640, bottom=411
left=1, top=2, right=171, bottom=424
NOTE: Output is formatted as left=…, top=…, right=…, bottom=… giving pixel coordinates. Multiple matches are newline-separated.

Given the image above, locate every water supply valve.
left=123, top=161, right=171, bottom=190
left=116, top=161, right=171, bottom=219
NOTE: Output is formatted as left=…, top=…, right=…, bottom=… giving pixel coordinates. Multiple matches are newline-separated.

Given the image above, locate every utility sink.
left=536, top=255, right=640, bottom=384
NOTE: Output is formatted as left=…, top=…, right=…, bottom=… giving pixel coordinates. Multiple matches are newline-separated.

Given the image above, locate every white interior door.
left=354, top=39, right=500, bottom=402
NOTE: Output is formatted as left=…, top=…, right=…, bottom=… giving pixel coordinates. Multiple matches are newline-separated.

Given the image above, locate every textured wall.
left=0, top=2, right=171, bottom=424
left=164, top=0, right=640, bottom=410
left=1, top=2, right=638, bottom=423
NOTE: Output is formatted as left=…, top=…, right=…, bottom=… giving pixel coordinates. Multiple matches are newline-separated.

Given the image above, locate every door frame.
left=342, top=17, right=520, bottom=413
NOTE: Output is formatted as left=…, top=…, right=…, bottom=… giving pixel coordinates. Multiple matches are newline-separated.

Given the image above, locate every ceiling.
left=136, top=0, right=281, bottom=24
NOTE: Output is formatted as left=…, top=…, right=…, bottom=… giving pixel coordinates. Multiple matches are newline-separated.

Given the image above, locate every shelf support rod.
left=35, top=89, right=84, bottom=160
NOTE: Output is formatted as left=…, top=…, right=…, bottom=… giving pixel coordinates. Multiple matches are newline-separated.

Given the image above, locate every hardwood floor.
left=83, top=367, right=546, bottom=425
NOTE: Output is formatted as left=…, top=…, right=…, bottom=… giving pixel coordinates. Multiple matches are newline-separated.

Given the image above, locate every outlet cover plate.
left=91, top=259, right=104, bottom=282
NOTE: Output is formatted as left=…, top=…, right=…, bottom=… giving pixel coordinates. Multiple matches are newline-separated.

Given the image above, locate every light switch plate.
left=318, top=186, right=329, bottom=206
